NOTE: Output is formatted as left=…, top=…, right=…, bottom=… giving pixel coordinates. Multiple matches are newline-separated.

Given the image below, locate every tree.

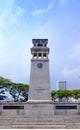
left=51, top=89, right=80, bottom=101
left=0, top=76, right=29, bottom=101
left=51, top=90, right=57, bottom=101
left=0, top=77, right=12, bottom=95
left=72, top=89, right=80, bottom=99
left=9, top=83, right=29, bottom=101
left=0, top=90, right=5, bottom=95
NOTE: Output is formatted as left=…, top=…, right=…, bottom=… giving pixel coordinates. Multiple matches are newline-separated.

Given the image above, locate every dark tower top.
left=31, top=39, right=49, bottom=60
left=32, top=39, right=48, bottom=47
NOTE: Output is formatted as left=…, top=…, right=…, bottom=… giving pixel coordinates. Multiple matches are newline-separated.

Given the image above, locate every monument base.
left=0, top=102, right=80, bottom=128
left=24, top=100, right=54, bottom=124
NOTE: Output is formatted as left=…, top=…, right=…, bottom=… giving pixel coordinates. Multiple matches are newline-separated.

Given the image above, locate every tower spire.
left=31, top=39, right=49, bottom=60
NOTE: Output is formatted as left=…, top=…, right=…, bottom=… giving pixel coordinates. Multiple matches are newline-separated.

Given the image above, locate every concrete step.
left=0, top=116, right=80, bottom=129
left=11, top=123, right=80, bottom=129
left=12, top=124, right=66, bottom=129
left=63, top=116, right=80, bottom=123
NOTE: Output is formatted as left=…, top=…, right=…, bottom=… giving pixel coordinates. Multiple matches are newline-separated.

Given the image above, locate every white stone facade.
left=28, top=39, right=51, bottom=101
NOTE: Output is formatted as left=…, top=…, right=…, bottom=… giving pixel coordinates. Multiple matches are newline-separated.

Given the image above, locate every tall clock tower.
left=28, top=39, right=51, bottom=101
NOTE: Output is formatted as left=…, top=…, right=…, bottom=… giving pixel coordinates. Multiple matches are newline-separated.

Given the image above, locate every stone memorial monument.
left=29, top=39, right=51, bottom=101
left=27, top=39, right=54, bottom=123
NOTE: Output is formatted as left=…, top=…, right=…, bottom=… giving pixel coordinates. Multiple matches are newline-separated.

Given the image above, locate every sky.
left=0, top=0, right=80, bottom=90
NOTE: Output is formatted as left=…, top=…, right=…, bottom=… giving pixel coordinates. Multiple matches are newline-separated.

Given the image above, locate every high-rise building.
left=57, top=80, right=67, bottom=90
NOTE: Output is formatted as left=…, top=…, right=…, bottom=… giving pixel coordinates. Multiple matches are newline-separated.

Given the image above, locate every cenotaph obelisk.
left=29, top=39, right=51, bottom=101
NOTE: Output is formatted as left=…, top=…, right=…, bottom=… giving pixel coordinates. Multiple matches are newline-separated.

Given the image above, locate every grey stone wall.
left=29, top=60, right=51, bottom=100
left=0, top=101, right=80, bottom=116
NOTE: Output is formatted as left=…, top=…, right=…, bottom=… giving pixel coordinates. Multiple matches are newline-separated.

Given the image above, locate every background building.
left=57, top=80, right=67, bottom=90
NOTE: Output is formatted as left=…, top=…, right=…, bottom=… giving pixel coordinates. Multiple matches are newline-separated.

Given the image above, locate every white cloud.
left=61, top=67, right=80, bottom=89
left=60, top=43, right=80, bottom=89
left=15, top=6, right=26, bottom=17
left=8, top=6, right=26, bottom=25
left=0, top=1, right=26, bottom=28
left=32, top=0, right=56, bottom=16
left=69, top=43, right=80, bottom=59
left=62, top=67, right=80, bottom=77
left=0, top=32, right=5, bottom=57
left=59, top=0, right=68, bottom=6
left=0, top=28, right=31, bottom=84
left=32, top=0, right=68, bottom=16
left=62, top=43, right=80, bottom=79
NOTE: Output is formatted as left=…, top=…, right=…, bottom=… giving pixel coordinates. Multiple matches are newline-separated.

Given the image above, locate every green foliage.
left=0, top=76, right=11, bottom=88
left=0, top=76, right=29, bottom=101
left=71, top=89, right=80, bottom=99
left=9, top=83, right=29, bottom=101
left=51, top=89, right=80, bottom=101
left=51, top=90, right=57, bottom=100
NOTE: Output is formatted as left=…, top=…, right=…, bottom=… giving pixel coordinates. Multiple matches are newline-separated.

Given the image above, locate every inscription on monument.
left=32, top=104, right=45, bottom=108
left=35, top=86, right=46, bottom=93
left=56, top=105, right=77, bottom=109
left=3, top=106, right=24, bottom=109
left=35, top=88, right=45, bottom=93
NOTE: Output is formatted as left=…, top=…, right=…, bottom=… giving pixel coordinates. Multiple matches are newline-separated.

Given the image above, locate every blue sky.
left=0, top=0, right=80, bottom=90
